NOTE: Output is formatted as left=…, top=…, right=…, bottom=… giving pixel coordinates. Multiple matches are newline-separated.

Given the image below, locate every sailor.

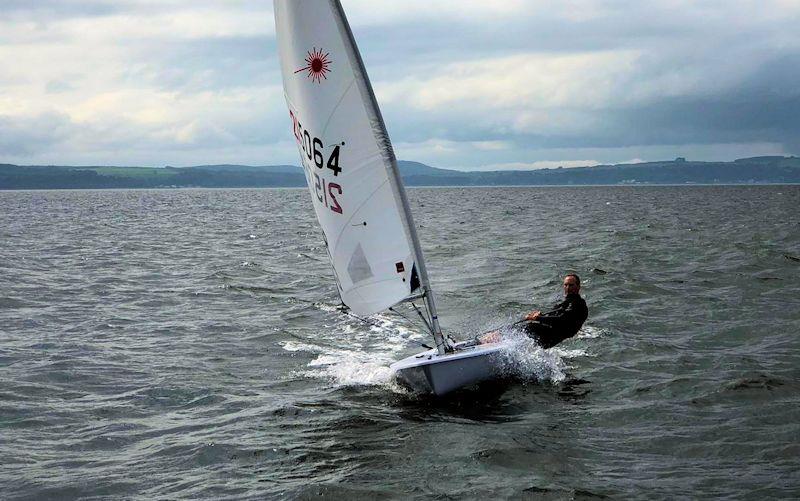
left=479, top=273, right=588, bottom=348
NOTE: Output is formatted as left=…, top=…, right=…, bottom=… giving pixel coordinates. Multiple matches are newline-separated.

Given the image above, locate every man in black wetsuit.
left=479, top=273, right=588, bottom=348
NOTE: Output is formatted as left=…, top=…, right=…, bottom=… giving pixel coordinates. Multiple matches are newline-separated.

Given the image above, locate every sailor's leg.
left=524, top=321, right=561, bottom=348
left=476, top=330, right=502, bottom=345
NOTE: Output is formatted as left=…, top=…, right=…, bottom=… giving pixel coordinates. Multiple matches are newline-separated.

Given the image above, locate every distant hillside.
left=1, top=157, right=799, bottom=189
left=397, top=161, right=462, bottom=177
left=182, top=164, right=300, bottom=174
left=399, top=157, right=800, bottom=186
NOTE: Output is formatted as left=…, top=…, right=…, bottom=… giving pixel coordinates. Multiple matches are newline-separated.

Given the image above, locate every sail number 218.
left=314, top=173, right=342, bottom=214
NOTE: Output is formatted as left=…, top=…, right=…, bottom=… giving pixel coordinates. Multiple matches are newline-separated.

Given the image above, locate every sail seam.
left=320, top=78, right=356, bottom=138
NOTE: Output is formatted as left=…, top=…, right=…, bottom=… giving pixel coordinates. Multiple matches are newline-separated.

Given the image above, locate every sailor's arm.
left=524, top=310, right=542, bottom=321
left=538, top=301, right=574, bottom=321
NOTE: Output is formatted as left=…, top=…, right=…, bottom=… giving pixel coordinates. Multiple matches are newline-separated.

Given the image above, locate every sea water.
left=1, top=186, right=799, bottom=498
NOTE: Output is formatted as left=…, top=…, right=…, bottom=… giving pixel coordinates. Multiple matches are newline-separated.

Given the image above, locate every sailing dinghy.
left=274, top=0, right=513, bottom=395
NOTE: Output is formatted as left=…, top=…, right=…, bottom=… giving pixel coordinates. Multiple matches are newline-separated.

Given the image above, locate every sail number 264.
left=290, top=110, right=344, bottom=215
left=290, top=110, right=342, bottom=176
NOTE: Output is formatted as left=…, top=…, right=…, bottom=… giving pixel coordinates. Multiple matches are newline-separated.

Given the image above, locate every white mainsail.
left=274, top=0, right=444, bottom=352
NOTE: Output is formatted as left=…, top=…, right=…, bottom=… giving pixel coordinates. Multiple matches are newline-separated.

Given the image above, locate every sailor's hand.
left=525, top=310, right=541, bottom=321
left=478, top=331, right=501, bottom=344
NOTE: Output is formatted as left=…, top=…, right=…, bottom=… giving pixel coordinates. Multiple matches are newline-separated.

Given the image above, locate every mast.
left=330, top=0, right=450, bottom=354
left=389, top=159, right=449, bottom=355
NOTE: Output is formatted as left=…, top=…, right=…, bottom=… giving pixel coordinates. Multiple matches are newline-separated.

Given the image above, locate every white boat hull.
left=390, top=340, right=513, bottom=395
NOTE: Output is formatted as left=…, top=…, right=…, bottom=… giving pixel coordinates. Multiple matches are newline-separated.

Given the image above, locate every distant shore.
left=1, top=156, right=798, bottom=190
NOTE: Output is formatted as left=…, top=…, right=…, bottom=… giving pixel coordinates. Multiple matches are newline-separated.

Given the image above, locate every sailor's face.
left=563, top=277, right=579, bottom=295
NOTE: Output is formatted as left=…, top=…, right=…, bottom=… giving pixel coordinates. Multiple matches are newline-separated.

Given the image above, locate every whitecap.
left=576, top=324, right=603, bottom=339
left=280, top=340, right=320, bottom=353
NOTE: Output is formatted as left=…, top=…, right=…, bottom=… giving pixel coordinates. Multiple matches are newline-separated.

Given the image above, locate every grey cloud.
left=3, top=0, right=799, bottom=166
left=356, top=2, right=799, bottom=62
left=0, top=1, right=124, bottom=22
left=0, top=1, right=244, bottom=22
left=368, top=4, right=800, bottom=159
left=568, top=52, right=800, bottom=153
left=45, top=79, right=75, bottom=93
left=0, top=112, right=72, bottom=156
left=123, top=35, right=279, bottom=93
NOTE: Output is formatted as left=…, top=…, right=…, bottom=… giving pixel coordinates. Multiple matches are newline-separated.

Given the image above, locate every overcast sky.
left=1, top=0, right=799, bottom=170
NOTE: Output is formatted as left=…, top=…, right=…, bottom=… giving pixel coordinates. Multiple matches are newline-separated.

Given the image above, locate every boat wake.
left=282, top=309, right=426, bottom=390
left=281, top=310, right=588, bottom=392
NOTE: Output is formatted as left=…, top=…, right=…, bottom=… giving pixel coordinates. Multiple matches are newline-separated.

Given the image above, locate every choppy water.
left=1, top=186, right=799, bottom=499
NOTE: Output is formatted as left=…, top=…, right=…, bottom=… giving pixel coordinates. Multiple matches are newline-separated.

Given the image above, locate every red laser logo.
left=295, top=47, right=332, bottom=83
